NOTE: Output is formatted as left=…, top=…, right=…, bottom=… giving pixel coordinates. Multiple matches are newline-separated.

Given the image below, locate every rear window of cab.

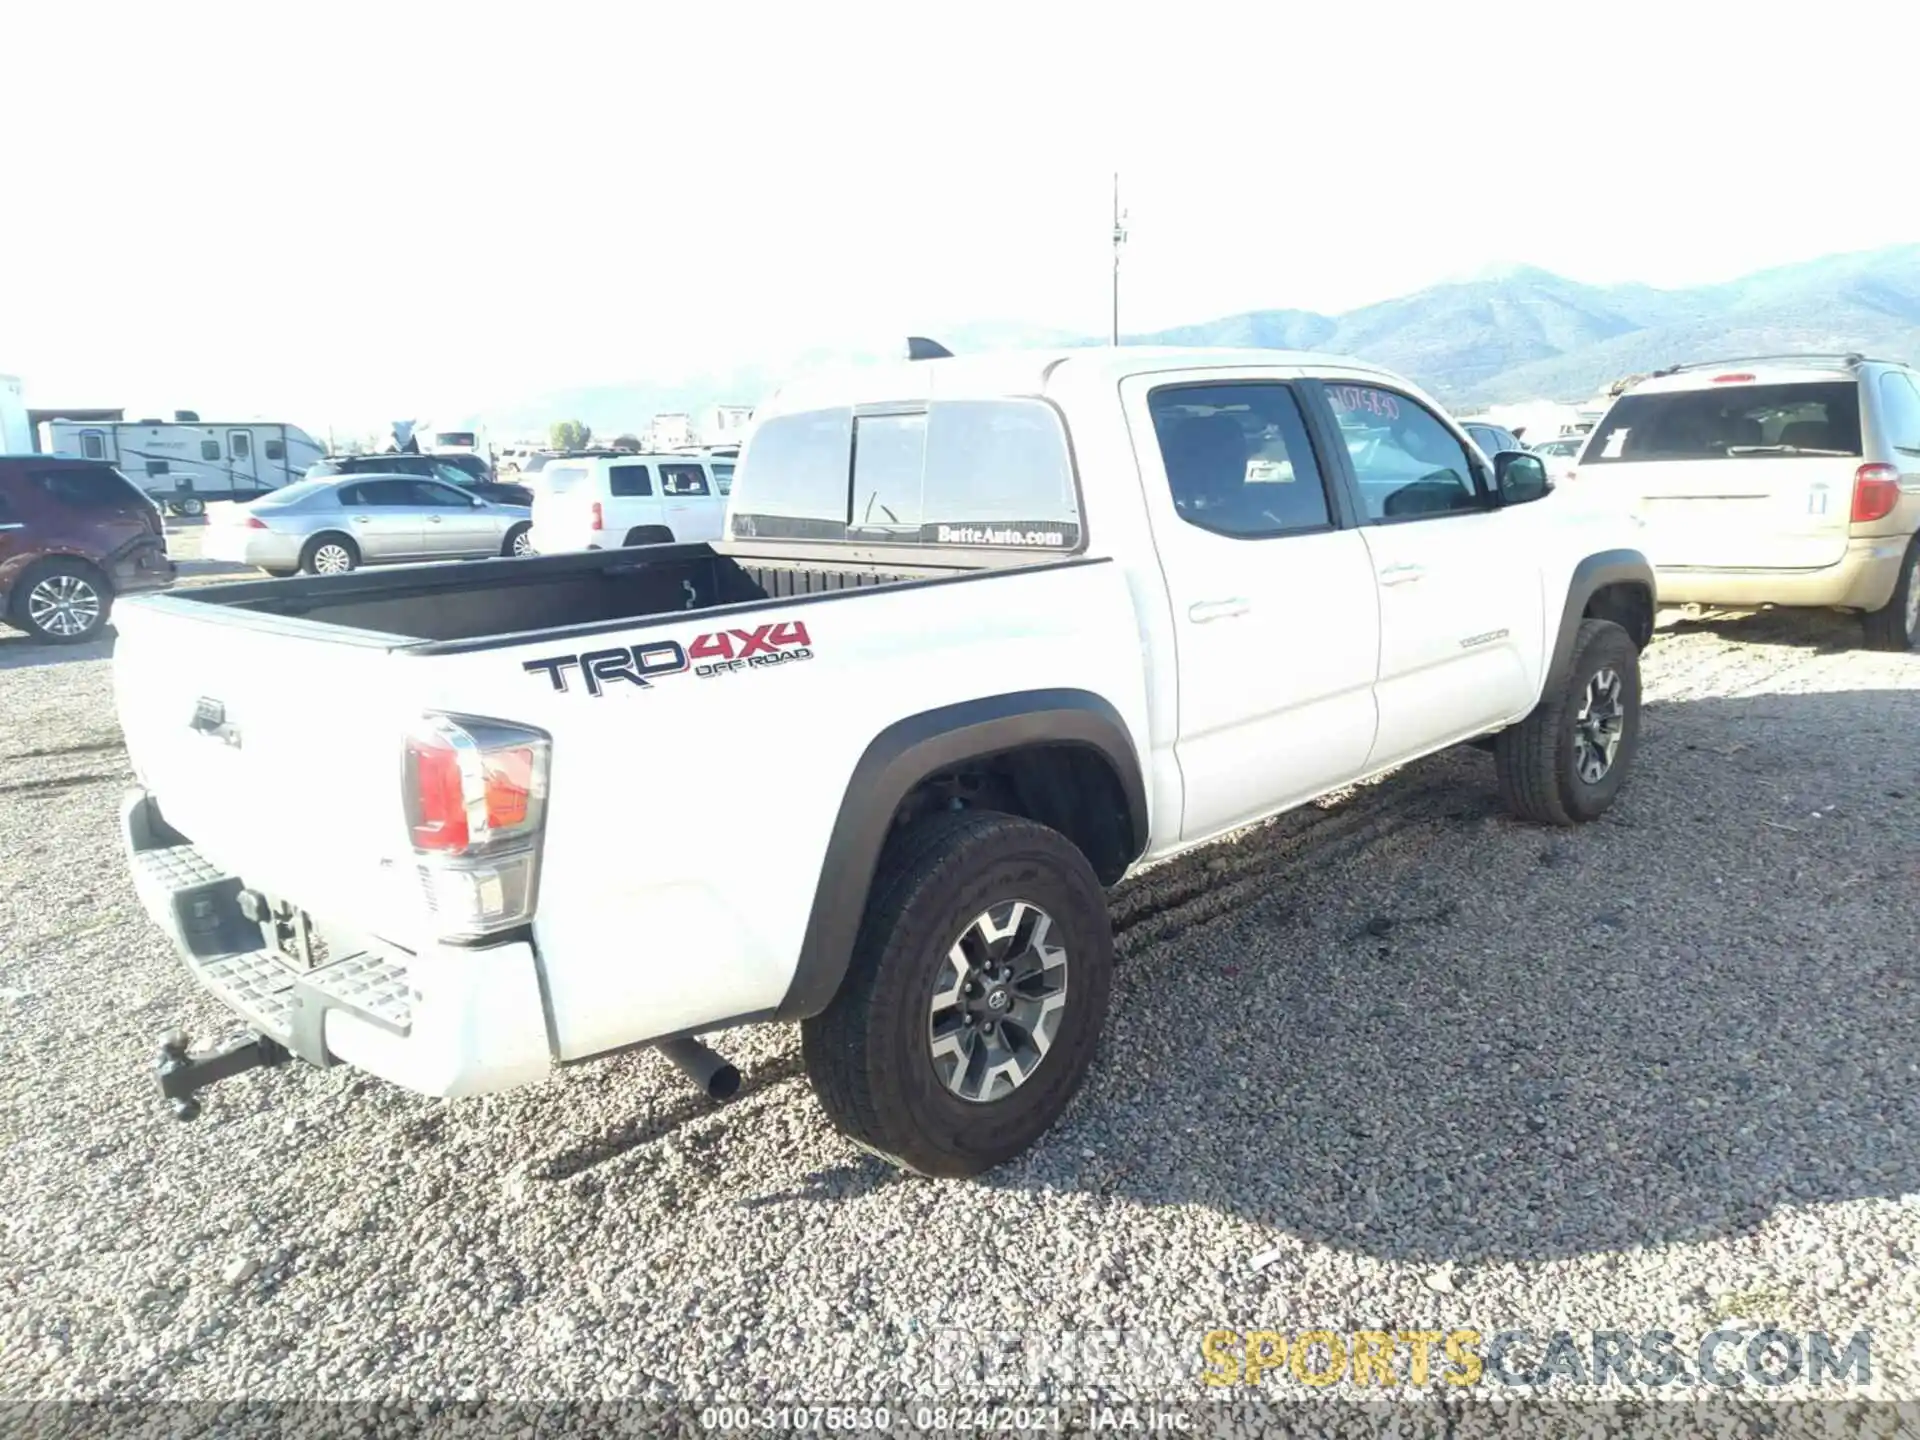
left=1582, top=381, right=1863, bottom=464
left=729, top=399, right=1082, bottom=549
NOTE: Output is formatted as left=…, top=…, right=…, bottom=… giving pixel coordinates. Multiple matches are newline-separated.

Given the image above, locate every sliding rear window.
left=1583, top=381, right=1862, bottom=464
left=729, top=399, right=1082, bottom=549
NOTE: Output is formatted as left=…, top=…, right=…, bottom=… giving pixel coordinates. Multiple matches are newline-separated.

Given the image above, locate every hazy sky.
left=5, top=0, right=1915, bottom=430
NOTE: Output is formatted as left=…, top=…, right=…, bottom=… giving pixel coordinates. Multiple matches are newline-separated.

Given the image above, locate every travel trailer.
left=425, top=424, right=489, bottom=460
left=39, top=415, right=324, bottom=515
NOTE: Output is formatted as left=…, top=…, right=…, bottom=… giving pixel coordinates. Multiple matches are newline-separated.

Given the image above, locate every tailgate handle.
left=190, top=697, right=242, bottom=747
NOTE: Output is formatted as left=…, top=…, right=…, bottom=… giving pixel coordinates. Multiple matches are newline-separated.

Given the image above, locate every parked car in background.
left=1462, top=421, right=1527, bottom=459
left=1530, top=434, right=1586, bottom=483
left=1574, top=354, right=1920, bottom=649
left=306, top=452, right=527, bottom=505
left=529, top=452, right=730, bottom=551
left=200, top=473, right=532, bottom=575
left=0, top=456, right=174, bottom=642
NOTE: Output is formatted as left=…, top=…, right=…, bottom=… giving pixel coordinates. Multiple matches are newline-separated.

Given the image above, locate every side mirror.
left=1494, top=451, right=1551, bottom=506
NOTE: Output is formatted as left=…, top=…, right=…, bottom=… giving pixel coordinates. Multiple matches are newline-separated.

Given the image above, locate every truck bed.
left=167, top=542, right=1002, bottom=647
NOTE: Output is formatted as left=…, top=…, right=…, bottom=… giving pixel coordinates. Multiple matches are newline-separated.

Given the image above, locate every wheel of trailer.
left=175, top=496, right=205, bottom=518
left=801, top=809, right=1113, bottom=1178
left=11, top=558, right=112, bottom=644
left=1861, top=534, right=1920, bottom=651
left=623, top=525, right=674, bottom=546
left=502, top=522, right=534, bottom=557
left=1494, top=617, right=1641, bottom=826
left=299, top=533, right=359, bottom=576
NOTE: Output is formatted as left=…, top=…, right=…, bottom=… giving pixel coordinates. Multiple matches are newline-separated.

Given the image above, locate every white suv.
left=529, top=453, right=731, bottom=552
left=1573, top=354, right=1920, bottom=648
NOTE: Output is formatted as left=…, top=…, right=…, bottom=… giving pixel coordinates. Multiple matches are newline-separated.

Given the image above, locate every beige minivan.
left=1573, top=354, right=1920, bottom=649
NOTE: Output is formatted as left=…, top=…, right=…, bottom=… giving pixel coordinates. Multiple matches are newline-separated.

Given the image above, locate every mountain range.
left=480, top=244, right=1920, bottom=436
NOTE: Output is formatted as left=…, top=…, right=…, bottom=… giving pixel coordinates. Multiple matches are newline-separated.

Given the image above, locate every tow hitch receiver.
left=154, top=1029, right=289, bottom=1120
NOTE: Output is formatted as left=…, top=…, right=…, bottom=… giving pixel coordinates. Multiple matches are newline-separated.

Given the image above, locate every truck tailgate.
left=111, top=596, right=427, bottom=943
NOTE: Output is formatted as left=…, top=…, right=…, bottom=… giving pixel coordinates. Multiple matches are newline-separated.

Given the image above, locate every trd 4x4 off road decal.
left=524, top=621, right=813, bottom=696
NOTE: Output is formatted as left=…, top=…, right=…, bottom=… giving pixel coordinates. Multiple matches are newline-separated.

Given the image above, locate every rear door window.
left=1146, top=382, right=1334, bottom=537
left=711, top=462, right=734, bottom=495
left=358, top=480, right=422, bottom=507
left=608, top=464, right=652, bottom=497
left=1582, top=381, right=1863, bottom=463
left=32, top=467, right=142, bottom=510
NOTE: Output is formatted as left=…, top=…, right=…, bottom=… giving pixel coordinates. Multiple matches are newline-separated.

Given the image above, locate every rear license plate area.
left=240, top=890, right=333, bottom=971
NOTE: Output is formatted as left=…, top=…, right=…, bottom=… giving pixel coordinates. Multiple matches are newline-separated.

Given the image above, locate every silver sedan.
left=201, top=473, right=534, bottom=576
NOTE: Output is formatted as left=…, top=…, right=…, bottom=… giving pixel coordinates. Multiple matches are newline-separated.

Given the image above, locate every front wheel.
left=1861, top=535, right=1919, bottom=651
left=1494, top=618, right=1641, bottom=826
left=801, top=810, right=1113, bottom=1178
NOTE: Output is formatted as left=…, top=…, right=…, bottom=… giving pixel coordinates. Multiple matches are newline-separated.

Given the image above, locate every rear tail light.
left=403, top=714, right=551, bottom=940
left=590, top=501, right=604, bottom=531
left=1852, top=464, right=1901, bottom=523
left=244, top=516, right=268, bottom=530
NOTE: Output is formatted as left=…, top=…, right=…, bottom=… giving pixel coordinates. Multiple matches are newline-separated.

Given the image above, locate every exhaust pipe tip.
left=657, top=1036, right=741, bottom=1102
left=706, top=1061, right=742, bottom=1102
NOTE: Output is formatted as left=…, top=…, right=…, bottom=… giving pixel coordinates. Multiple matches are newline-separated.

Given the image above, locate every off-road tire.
left=801, top=809, right=1113, bottom=1178
left=1495, top=618, right=1641, bottom=826
left=1861, top=535, right=1919, bottom=651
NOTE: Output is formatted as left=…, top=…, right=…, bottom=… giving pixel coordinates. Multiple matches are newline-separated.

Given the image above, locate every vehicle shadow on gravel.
left=819, top=687, right=1920, bottom=1267
left=0, top=631, right=115, bottom=671
left=1658, top=605, right=1870, bottom=652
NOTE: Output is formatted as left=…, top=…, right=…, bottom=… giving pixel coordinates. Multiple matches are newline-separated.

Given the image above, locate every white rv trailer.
left=39, top=416, right=324, bottom=514
left=425, top=423, right=489, bottom=460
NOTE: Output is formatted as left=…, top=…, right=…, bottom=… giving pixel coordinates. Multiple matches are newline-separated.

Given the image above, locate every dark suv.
left=0, top=457, right=176, bottom=643
left=305, top=453, right=532, bottom=506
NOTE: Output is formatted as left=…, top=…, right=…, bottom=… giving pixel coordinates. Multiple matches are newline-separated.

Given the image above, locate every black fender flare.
left=775, top=687, right=1149, bottom=1021
left=1547, top=548, right=1655, bottom=686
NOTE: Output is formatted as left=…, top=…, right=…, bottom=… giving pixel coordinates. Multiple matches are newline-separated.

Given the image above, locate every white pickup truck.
left=115, top=345, right=1655, bottom=1178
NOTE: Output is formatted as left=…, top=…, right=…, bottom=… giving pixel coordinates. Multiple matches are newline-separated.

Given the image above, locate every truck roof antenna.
left=905, top=336, right=953, bottom=361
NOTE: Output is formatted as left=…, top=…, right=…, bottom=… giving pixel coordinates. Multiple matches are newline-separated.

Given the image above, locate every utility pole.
left=1111, top=173, right=1128, bottom=346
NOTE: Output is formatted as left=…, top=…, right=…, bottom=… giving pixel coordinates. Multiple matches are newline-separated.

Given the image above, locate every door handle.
left=351, top=515, right=370, bottom=523
left=1378, top=563, right=1425, bottom=586
left=1189, top=598, right=1251, bottom=623
left=426, top=515, right=442, bottom=524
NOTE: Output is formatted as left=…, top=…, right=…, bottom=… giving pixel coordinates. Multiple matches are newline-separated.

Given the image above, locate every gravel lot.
left=2, top=573, right=1917, bottom=1418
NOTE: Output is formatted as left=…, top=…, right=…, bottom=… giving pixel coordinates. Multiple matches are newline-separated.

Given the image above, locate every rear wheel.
left=1861, top=535, right=1919, bottom=651
left=503, top=522, right=534, bottom=557
left=623, top=525, right=674, bottom=546
left=173, top=496, right=205, bottom=518
left=801, top=810, right=1113, bottom=1178
left=299, top=533, right=359, bottom=575
left=1495, top=618, right=1641, bottom=826
left=11, top=559, right=112, bottom=644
